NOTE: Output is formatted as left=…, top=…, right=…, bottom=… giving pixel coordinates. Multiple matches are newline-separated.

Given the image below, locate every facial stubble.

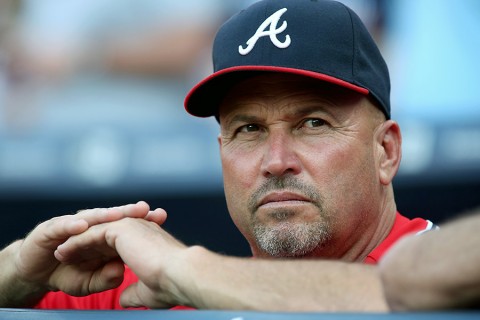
left=249, top=176, right=332, bottom=258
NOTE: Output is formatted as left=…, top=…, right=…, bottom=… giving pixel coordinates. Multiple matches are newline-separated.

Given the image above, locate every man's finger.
left=145, top=208, right=168, bottom=225
left=120, top=281, right=173, bottom=309
left=75, top=201, right=151, bottom=227
left=88, top=259, right=126, bottom=294
left=31, top=218, right=89, bottom=248
left=32, top=201, right=158, bottom=249
left=48, top=259, right=126, bottom=296
left=119, top=283, right=144, bottom=308
left=54, top=223, right=117, bottom=264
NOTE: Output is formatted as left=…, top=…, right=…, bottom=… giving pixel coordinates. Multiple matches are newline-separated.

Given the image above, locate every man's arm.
left=379, top=210, right=480, bottom=310
left=162, top=246, right=388, bottom=311
left=56, top=217, right=389, bottom=311
left=0, top=202, right=166, bottom=307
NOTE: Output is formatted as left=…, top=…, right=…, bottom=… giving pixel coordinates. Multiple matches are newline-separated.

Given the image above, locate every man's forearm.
left=380, top=212, right=480, bottom=310
left=171, top=246, right=389, bottom=311
left=0, top=240, right=47, bottom=307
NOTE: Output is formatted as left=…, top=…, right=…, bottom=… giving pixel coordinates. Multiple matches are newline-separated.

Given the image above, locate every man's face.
left=218, top=73, right=387, bottom=260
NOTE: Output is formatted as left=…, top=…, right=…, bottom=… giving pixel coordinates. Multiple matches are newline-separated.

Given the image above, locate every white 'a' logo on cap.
left=238, top=8, right=291, bottom=55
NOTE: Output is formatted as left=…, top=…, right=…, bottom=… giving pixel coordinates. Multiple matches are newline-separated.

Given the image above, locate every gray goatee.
left=249, top=176, right=332, bottom=257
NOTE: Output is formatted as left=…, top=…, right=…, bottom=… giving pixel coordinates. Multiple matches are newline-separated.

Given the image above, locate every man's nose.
left=260, top=131, right=301, bottom=178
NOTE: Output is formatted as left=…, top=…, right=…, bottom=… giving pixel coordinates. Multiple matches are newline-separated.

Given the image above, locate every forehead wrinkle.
left=219, top=73, right=368, bottom=125
left=222, top=93, right=349, bottom=128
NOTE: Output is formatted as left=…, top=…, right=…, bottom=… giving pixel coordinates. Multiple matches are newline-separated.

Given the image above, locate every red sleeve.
left=364, top=212, right=436, bottom=264
left=34, top=266, right=146, bottom=310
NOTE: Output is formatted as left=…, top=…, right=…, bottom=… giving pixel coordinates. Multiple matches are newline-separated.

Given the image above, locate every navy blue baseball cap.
left=184, top=0, right=391, bottom=119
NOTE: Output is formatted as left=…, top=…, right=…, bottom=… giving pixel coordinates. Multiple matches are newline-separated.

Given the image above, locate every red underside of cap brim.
left=184, top=65, right=369, bottom=117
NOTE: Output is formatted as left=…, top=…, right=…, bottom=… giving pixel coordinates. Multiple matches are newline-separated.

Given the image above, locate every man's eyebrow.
left=224, top=114, right=262, bottom=126
left=292, top=105, right=327, bottom=116
left=222, top=102, right=337, bottom=127
left=286, top=104, right=334, bottom=119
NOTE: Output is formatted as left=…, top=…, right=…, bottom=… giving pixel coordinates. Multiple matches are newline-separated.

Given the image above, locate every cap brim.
left=184, top=65, right=369, bottom=118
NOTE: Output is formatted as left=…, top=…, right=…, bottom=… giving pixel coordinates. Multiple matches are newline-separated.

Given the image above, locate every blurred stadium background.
left=0, top=0, right=479, bottom=256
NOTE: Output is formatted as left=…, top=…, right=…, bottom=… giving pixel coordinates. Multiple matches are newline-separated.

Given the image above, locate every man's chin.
left=253, top=221, right=331, bottom=258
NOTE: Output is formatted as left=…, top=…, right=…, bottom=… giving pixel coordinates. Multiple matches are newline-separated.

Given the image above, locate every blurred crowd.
left=0, top=0, right=237, bottom=192
left=0, top=0, right=479, bottom=196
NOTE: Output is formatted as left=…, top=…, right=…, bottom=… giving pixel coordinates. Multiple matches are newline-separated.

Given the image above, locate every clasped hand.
left=53, top=202, right=189, bottom=309
left=7, top=200, right=192, bottom=309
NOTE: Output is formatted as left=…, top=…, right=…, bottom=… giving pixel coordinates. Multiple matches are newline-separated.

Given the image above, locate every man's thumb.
left=120, top=283, right=144, bottom=308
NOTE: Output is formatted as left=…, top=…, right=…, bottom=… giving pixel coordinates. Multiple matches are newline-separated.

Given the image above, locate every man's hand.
left=0, top=201, right=166, bottom=307
left=56, top=216, right=190, bottom=309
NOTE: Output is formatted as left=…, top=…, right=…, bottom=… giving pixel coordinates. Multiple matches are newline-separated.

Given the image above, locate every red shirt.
left=35, top=212, right=434, bottom=310
left=364, top=212, right=435, bottom=264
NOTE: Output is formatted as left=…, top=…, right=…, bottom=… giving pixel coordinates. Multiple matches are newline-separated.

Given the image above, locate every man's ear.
left=217, top=133, right=222, bottom=148
left=376, top=120, right=402, bottom=185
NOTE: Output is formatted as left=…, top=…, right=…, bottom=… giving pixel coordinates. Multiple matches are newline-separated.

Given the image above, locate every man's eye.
left=239, top=124, right=260, bottom=133
left=303, top=118, right=326, bottom=128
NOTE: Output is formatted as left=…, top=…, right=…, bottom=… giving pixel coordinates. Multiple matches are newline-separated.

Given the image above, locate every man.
left=0, top=0, right=437, bottom=311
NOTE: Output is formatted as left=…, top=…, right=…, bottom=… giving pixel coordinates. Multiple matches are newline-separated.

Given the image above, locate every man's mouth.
left=258, top=191, right=311, bottom=208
